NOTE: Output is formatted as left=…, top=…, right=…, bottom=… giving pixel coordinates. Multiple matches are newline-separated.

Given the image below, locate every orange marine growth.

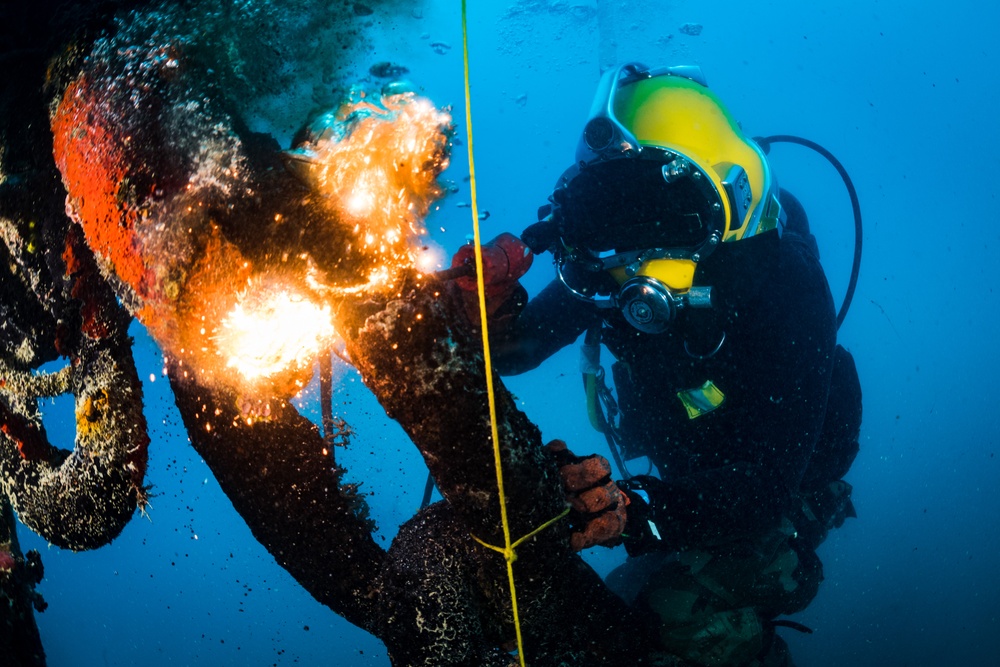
left=51, top=73, right=153, bottom=312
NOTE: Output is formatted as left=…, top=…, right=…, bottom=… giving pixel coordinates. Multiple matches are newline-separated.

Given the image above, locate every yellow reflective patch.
left=677, top=380, right=725, bottom=419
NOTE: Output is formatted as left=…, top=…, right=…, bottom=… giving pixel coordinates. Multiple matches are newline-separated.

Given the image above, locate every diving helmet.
left=536, top=63, right=785, bottom=334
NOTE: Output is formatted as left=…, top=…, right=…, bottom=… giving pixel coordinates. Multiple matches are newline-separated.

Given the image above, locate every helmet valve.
left=661, top=157, right=691, bottom=184
left=618, top=276, right=714, bottom=334
left=685, top=285, right=714, bottom=309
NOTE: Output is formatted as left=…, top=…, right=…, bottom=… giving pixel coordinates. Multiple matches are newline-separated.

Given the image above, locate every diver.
left=454, top=63, right=863, bottom=667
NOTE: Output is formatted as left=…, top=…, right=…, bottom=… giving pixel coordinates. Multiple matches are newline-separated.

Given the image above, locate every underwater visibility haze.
left=2, top=0, right=998, bottom=665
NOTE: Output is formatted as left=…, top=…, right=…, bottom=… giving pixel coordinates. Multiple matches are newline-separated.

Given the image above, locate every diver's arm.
left=490, top=278, right=602, bottom=375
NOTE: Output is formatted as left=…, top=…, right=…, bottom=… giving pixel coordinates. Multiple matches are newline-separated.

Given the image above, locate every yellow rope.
left=460, top=3, right=568, bottom=664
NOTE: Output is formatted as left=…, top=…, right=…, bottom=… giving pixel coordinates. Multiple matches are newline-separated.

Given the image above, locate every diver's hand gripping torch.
left=442, top=232, right=534, bottom=323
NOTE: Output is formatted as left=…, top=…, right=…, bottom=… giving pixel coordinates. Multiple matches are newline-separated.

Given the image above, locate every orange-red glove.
left=450, top=233, right=532, bottom=325
left=547, top=440, right=629, bottom=551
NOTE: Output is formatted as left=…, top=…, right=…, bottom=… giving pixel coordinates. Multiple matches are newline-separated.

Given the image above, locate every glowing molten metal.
left=216, top=288, right=336, bottom=381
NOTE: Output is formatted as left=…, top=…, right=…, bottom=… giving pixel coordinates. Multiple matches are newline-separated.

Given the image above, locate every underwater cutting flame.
left=414, top=242, right=445, bottom=275
left=215, top=288, right=336, bottom=381
left=291, top=92, right=452, bottom=287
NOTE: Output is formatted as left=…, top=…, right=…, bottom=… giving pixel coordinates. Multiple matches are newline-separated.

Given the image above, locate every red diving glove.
left=547, top=440, right=630, bottom=551
left=450, top=232, right=533, bottom=325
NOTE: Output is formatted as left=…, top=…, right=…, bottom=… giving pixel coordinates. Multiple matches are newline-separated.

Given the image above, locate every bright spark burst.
left=290, top=91, right=452, bottom=282
left=414, top=242, right=445, bottom=275
left=216, top=287, right=336, bottom=381
left=210, top=92, right=451, bottom=386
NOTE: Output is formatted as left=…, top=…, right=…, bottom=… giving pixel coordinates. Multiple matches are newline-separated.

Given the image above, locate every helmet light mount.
left=580, top=63, right=647, bottom=158
left=578, top=63, right=709, bottom=164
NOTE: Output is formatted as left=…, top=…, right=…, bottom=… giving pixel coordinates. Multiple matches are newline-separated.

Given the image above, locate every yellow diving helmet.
left=546, top=63, right=785, bottom=334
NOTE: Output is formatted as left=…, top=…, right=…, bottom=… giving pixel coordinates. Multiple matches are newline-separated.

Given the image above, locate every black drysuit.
left=493, top=210, right=861, bottom=552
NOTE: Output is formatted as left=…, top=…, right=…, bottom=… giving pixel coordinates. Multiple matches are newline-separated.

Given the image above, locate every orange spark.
left=286, top=90, right=452, bottom=289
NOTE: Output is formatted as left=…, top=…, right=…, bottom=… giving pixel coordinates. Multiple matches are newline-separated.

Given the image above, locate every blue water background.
left=19, top=0, right=1000, bottom=665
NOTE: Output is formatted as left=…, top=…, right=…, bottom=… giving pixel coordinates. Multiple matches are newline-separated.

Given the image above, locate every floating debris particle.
left=679, top=23, right=703, bottom=36
left=430, top=41, right=452, bottom=55
left=479, top=211, right=490, bottom=221
left=369, top=61, right=410, bottom=79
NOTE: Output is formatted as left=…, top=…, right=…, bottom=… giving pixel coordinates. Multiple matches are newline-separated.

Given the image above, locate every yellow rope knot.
left=471, top=506, right=571, bottom=565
